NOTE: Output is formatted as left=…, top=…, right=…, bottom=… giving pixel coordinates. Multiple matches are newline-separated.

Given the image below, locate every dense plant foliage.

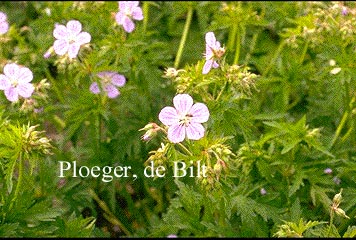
left=0, top=1, right=355, bottom=237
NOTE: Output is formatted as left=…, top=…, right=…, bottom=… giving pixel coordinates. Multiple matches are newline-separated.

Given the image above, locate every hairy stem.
left=90, top=189, right=131, bottom=236
left=9, top=153, right=24, bottom=211
left=174, top=5, right=193, bottom=69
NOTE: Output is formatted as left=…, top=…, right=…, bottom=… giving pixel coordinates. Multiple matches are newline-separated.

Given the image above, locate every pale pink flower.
left=202, top=32, right=225, bottom=74
left=90, top=71, right=126, bottom=98
left=115, top=1, right=143, bottom=33
left=0, top=11, right=9, bottom=34
left=52, top=20, right=91, bottom=59
left=159, top=94, right=209, bottom=143
left=0, top=63, right=34, bottom=102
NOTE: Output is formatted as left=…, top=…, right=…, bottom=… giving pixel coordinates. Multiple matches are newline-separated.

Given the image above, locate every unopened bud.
left=335, top=208, right=350, bottom=219
left=333, top=189, right=343, bottom=206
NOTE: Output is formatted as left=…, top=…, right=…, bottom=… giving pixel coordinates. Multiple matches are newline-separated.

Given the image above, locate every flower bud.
left=335, top=208, right=350, bottom=219
left=333, top=189, right=343, bottom=206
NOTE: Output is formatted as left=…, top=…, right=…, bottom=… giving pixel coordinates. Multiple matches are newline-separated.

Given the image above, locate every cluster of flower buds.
left=331, top=188, right=350, bottom=219
left=22, top=124, right=53, bottom=155
left=225, top=65, right=258, bottom=98
left=139, top=122, right=161, bottom=142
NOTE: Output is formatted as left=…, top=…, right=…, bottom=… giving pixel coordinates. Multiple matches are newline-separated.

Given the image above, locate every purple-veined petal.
left=173, top=94, right=193, bottom=115
left=205, top=45, right=213, bottom=60
left=76, top=31, right=91, bottom=45
left=104, top=84, right=120, bottom=98
left=167, top=124, right=186, bottom=143
left=4, top=87, right=18, bottom=102
left=67, top=43, right=80, bottom=59
left=159, top=106, right=179, bottom=126
left=53, top=24, right=69, bottom=39
left=0, top=75, right=10, bottom=90
left=119, top=1, right=128, bottom=11
left=0, top=12, right=7, bottom=22
left=66, top=20, right=82, bottom=35
left=115, top=11, right=126, bottom=25
left=212, top=61, right=219, bottom=68
left=17, top=82, right=34, bottom=98
left=90, top=82, right=100, bottom=94
left=132, top=7, right=143, bottom=20
left=4, top=63, right=19, bottom=79
left=215, top=41, right=221, bottom=49
left=53, top=39, right=69, bottom=55
left=186, top=122, right=205, bottom=140
left=205, top=32, right=216, bottom=48
left=202, top=59, right=213, bottom=74
left=111, top=74, right=126, bottom=87
left=17, top=67, right=33, bottom=83
left=123, top=17, right=135, bottom=33
left=189, top=103, right=209, bottom=123
left=0, top=21, right=9, bottom=34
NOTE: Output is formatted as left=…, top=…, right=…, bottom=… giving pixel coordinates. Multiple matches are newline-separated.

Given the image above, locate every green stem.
left=299, top=41, right=309, bottom=65
left=244, top=30, right=260, bottom=65
left=174, top=5, right=193, bottom=69
left=89, top=189, right=131, bottom=236
left=329, top=95, right=355, bottom=149
left=9, top=153, right=24, bottom=211
left=142, top=1, right=149, bottom=33
left=227, top=21, right=238, bottom=51
left=44, top=68, right=64, bottom=103
left=263, top=40, right=286, bottom=76
left=233, top=25, right=241, bottom=65
left=327, top=209, right=334, bottom=237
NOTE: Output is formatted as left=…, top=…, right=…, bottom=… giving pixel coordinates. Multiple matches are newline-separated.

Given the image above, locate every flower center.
left=179, top=113, right=193, bottom=127
left=10, top=78, right=18, bottom=87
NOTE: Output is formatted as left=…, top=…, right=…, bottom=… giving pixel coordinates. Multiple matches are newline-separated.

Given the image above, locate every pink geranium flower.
left=89, top=71, right=126, bottom=98
left=202, top=32, right=225, bottom=74
left=159, top=94, right=210, bottom=143
left=115, top=1, right=143, bottom=33
left=52, top=20, right=91, bottom=59
left=0, top=63, right=34, bottom=102
left=0, top=11, right=9, bottom=34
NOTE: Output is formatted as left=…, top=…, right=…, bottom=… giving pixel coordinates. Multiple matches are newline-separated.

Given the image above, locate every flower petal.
left=104, top=84, right=119, bottom=98
left=186, top=122, right=205, bottom=140
left=17, top=67, right=33, bottom=83
left=90, top=82, right=100, bottom=94
left=53, top=24, right=69, bottom=39
left=173, top=94, right=193, bottom=115
left=115, top=12, right=126, bottom=25
left=66, top=20, right=82, bottom=35
left=123, top=17, right=135, bottom=33
left=76, top=32, right=91, bottom=45
left=0, top=21, right=9, bottom=34
left=212, top=61, right=219, bottom=69
left=205, top=32, right=216, bottom=48
left=67, top=43, right=80, bottom=59
left=119, top=1, right=128, bottom=11
left=4, top=63, right=19, bottom=78
left=111, top=74, right=126, bottom=87
left=17, top=82, right=34, bottom=98
left=53, top=39, right=69, bottom=55
left=0, top=74, right=10, bottom=90
left=0, top=12, right=7, bottom=22
left=132, top=7, right=143, bottom=20
left=202, top=59, right=213, bottom=74
left=159, top=106, right=179, bottom=126
left=4, top=87, right=18, bottom=102
left=190, top=103, right=210, bottom=123
left=167, top=124, right=186, bottom=143
left=205, top=45, right=213, bottom=60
